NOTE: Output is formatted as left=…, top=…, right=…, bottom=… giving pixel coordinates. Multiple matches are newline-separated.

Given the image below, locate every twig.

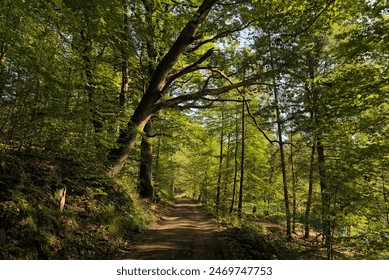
left=284, top=0, right=336, bottom=41
left=212, top=69, right=279, bottom=145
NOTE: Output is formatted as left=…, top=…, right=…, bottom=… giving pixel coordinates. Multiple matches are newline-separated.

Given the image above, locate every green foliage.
left=100, top=203, right=142, bottom=235
left=0, top=0, right=388, bottom=259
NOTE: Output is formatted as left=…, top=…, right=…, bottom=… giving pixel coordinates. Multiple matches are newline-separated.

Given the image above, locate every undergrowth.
left=0, top=152, right=155, bottom=259
left=213, top=209, right=337, bottom=260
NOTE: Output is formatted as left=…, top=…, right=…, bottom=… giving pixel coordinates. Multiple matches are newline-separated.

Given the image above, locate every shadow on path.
left=126, top=199, right=236, bottom=260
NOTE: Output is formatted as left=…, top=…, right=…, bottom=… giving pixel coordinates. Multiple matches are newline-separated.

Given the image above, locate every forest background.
left=0, top=0, right=388, bottom=260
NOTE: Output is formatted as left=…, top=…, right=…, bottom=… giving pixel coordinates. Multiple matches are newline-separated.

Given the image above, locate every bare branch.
left=201, top=75, right=213, bottom=90
left=244, top=97, right=279, bottom=144
left=200, top=97, right=250, bottom=103
left=154, top=71, right=273, bottom=111
left=211, top=69, right=275, bottom=87
left=211, top=69, right=279, bottom=145
left=147, top=133, right=173, bottom=138
left=177, top=96, right=250, bottom=110
left=178, top=101, right=215, bottom=110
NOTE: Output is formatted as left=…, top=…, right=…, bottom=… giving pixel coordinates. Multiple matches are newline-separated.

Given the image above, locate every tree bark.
left=267, top=30, right=291, bottom=239
left=382, top=168, right=389, bottom=226
left=237, top=100, right=245, bottom=218
left=135, top=0, right=158, bottom=199
left=304, top=143, right=316, bottom=239
left=80, top=29, right=103, bottom=133
left=138, top=121, right=154, bottom=198
left=0, top=47, right=6, bottom=94
left=304, top=79, right=316, bottom=238
left=274, top=83, right=292, bottom=239
left=230, top=105, right=240, bottom=213
left=223, top=132, right=231, bottom=212
left=317, top=137, right=332, bottom=259
left=119, top=1, right=129, bottom=108
left=290, top=132, right=297, bottom=234
left=307, top=59, right=332, bottom=258
left=154, top=134, right=161, bottom=192
left=199, top=170, right=208, bottom=203
left=215, top=107, right=224, bottom=213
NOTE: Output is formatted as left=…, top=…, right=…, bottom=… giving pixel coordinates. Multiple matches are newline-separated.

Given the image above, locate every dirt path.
left=126, top=199, right=239, bottom=260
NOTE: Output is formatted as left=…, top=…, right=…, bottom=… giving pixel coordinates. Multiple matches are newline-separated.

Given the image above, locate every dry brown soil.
left=126, top=199, right=241, bottom=260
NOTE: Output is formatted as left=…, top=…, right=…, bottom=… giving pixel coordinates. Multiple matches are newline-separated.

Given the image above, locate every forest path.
left=125, top=199, right=238, bottom=260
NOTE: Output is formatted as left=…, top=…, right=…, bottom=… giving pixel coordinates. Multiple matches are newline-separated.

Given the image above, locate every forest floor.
left=125, top=199, right=243, bottom=259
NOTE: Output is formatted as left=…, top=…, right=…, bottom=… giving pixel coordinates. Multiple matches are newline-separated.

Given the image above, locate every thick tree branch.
left=200, top=97, right=250, bottom=103
left=164, top=48, right=215, bottom=91
left=176, top=97, right=250, bottom=111
left=145, top=0, right=219, bottom=96
left=211, top=69, right=275, bottom=87
left=147, top=133, right=173, bottom=138
left=154, top=72, right=272, bottom=111
left=178, top=101, right=215, bottom=110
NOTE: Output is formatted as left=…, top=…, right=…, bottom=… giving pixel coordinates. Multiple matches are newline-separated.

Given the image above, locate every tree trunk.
left=80, top=30, right=103, bottom=133
left=273, top=76, right=292, bottom=240
left=267, top=31, right=291, bottom=239
left=304, top=143, right=316, bottom=239
left=138, top=121, right=154, bottom=198
left=317, top=138, right=332, bottom=259
left=382, top=168, right=389, bottom=226
left=199, top=170, right=208, bottom=203
left=108, top=113, right=149, bottom=177
left=119, top=1, right=129, bottom=108
left=306, top=59, right=332, bottom=258
left=237, top=101, right=245, bottom=218
left=154, top=135, right=162, bottom=192
left=290, top=133, right=297, bottom=234
left=230, top=106, right=240, bottom=213
left=215, top=108, right=224, bottom=213
left=0, top=47, right=6, bottom=94
left=223, top=133, right=231, bottom=212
